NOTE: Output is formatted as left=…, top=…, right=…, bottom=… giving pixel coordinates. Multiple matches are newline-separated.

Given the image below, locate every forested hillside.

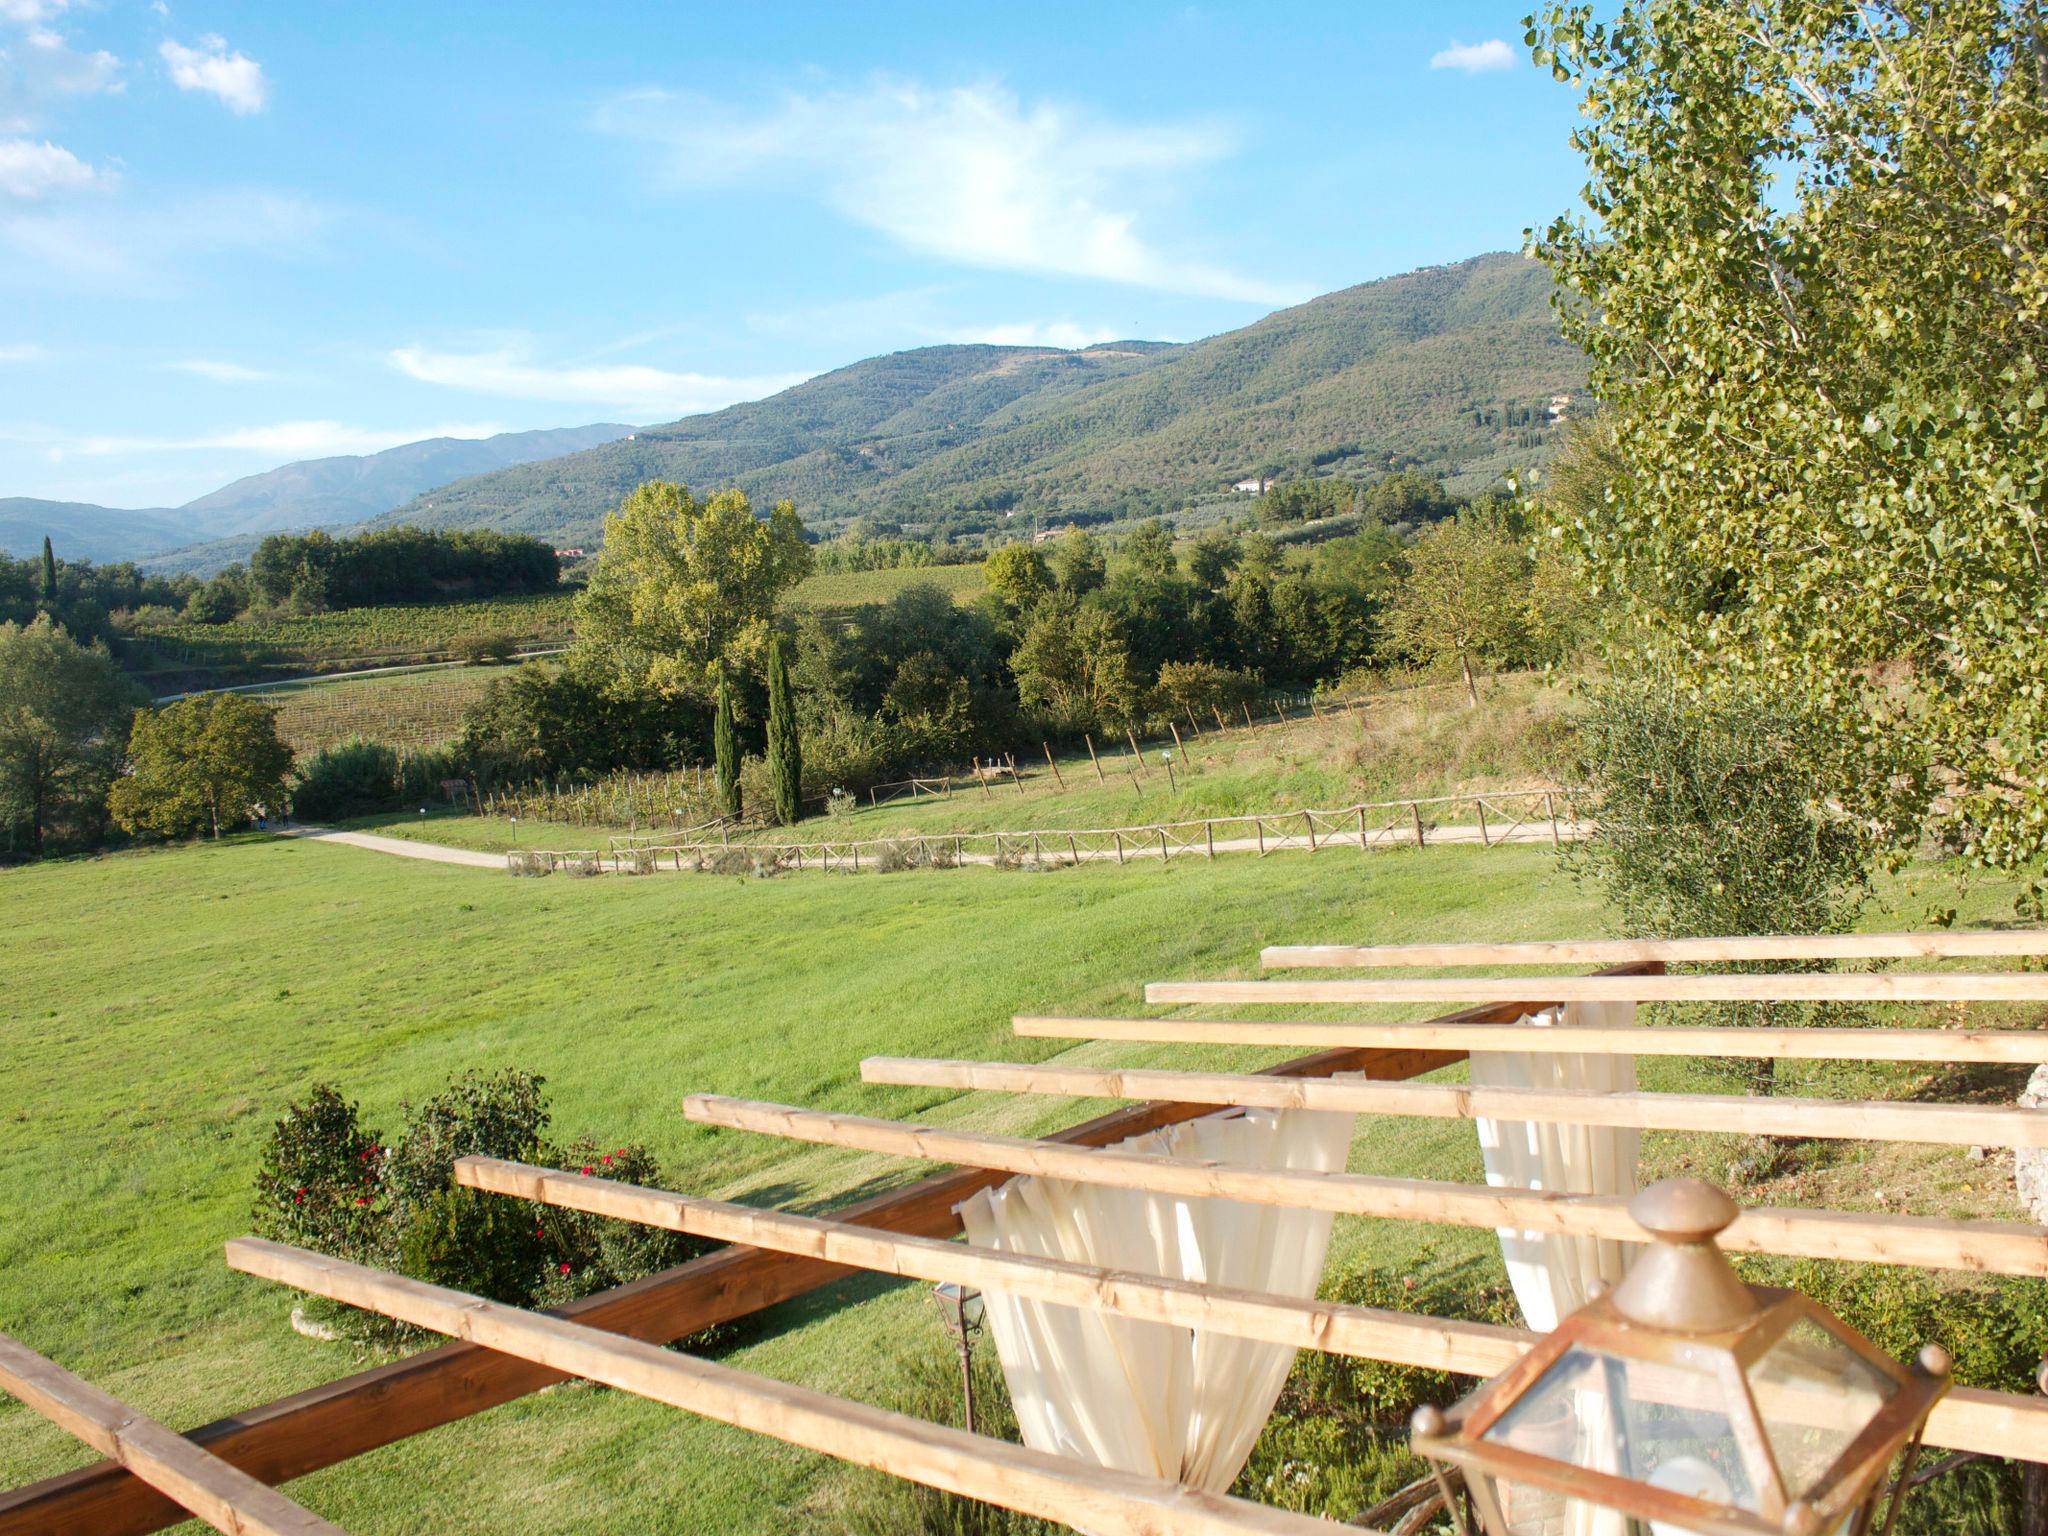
left=379, top=253, right=1583, bottom=545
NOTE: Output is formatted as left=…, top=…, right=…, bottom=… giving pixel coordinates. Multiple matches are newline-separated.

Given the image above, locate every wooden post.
left=1084, top=735, right=1105, bottom=783
left=1309, top=695, right=1324, bottom=722
left=974, top=759, right=993, bottom=798
left=1162, top=756, right=1177, bottom=792
left=852, top=844, right=859, bottom=873
left=1304, top=810, right=1316, bottom=853
left=1007, top=754, right=1025, bottom=795
left=1168, top=721, right=1185, bottom=755
left=1205, top=821, right=1215, bottom=859
left=1185, top=706, right=1201, bottom=739
left=1211, top=705, right=1228, bottom=733
left=1242, top=701, right=1257, bottom=733
left=1113, top=831, right=1125, bottom=866
left=1124, top=729, right=1146, bottom=780
left=1412, top=804, right=1425, bottom=848
left=1158, top=828, right=1168, bottom=862
left=1042, top=743, right=1066, bottom=790
left=1067, top=834, right=1078, bottom=864
left=1357, top=806, right=1368, bottom=854
left=1255, top=818, right=1266, bottom=856
left=1475, top=799, right=1490, bottom=848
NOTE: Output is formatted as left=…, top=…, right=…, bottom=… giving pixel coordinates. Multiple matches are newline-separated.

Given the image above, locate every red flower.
left=601, top=1154, right=612, bottom=1165
left=580, top=1166, right=592, bottom=1175
left=355, top=1196, right=368, bottom=1206
left=558, top=1262, right=570, bottom=1275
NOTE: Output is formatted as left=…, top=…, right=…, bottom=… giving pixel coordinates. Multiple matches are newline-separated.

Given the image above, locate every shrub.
left=457, top=631, right=520, bottom=665
left=291, top=738, right=400, bottom=821
left=506, top=849, right=551, bottom=877
left=250, top=1085, right=387, bottom=1262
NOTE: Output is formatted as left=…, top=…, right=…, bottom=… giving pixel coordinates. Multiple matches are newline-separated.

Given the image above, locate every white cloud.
left=160, top=34, right=265, bottom=114
left=1, top=187, right=333, bottom=291
left=595, top=80, right=1305, bottom=306
left=165, top=357, right=270, bottom=382
left=1430, top=39, right=1517, bottom=74
left=0, top=340, right=44, bottom=361
left=388, top=344, right=810, bottom=419
left=40, top=420, right=513, bottom=459
left=0, top=16, right=120, bottom=116
left=0, top=0, right=75, bottom=22
left=0, top=136, right=99, bottom=197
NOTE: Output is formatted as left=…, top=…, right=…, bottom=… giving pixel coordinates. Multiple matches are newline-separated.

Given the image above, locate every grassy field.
left=259, top=664, right=519, bottom=754
left=784, top=563, right=985, bottom=618
left=1, top=832, right=2039, bottom=1532
left=381, top=672, right=1574, bottom=858
left=128, top=592, right=579, bottom=676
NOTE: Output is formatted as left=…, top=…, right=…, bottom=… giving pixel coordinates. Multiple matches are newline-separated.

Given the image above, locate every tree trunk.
left=1459, top=650, right=1478, bottom=708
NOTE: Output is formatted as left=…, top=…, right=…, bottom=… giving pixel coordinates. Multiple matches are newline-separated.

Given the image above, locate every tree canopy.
left=1527, top=0, right=2048, bottom=885
left=0, top=618, right=136, bottom=854
left=108, top=693, right=293, bottom=841
left=575, top=483, right=811, bottom=700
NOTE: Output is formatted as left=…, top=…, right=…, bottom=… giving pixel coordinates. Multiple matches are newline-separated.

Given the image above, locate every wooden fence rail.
left=510, top=787, right=1589, bottom=877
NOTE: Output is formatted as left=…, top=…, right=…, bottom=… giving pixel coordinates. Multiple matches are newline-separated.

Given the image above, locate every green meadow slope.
left=0, top=839, right=2033, bottom=1531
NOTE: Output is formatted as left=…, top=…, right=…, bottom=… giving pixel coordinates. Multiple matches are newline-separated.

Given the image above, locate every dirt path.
left=274, top=826, right=506, bottom=869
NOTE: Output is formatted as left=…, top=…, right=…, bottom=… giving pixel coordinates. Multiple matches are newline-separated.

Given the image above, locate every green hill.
left=377, top=253, right=1583, bottom=545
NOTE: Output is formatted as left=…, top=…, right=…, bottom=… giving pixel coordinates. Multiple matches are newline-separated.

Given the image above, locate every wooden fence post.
left=1206, top=820, right=1215, bottom=858
left=1113, top=831, right=1125, bottom=866
left=1242, top=701, right=1258, bottom=733
left=1158, top=828, right=1168, bottom=862
left=1067, top=834, right=1079, bottom=865
left=1476, top=800, right=1490, bottom=848
left=1186, top=706, right=1202, bottom=739
left=1256, top=818, right=1266, bottom=856
left=1168, top=721, right=1185, bottom=756
left=1212, top=705, right=1228, bottom=733
left=1412, top=804, right=1426, bottom=848
left=1304, top=810, right=1316, bottom=853
left=1124, top=729, right=1146, bottom=780
left=1085, top=735, right=1105, bottom=783
left=1007, top=753, right=1025, bottom=795
left=1042, top=743, right=1066, bottom=790
left=1309, top=695, right=1324, bottom=722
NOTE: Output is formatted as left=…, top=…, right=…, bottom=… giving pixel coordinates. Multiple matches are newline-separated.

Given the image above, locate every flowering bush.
left=253, top=1070, right=720, bottom=1341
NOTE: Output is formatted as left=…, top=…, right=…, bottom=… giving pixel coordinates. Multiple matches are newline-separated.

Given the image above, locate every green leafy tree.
left=1527, top=0, right=2048, bottom=891
left=982, top=542, right=1054, bottom=611
left=712, top=666, right=741, bottom=818
left=39, top=538, right=56, bottom=607
left=576, top=482, right=812, bottom=699
left=0, top=617, right=137, bottom=854
left=1009, top=605, right=1140, bottom=731
left=1124, top=519, right=1176, bottom=580
left=1376, top=513, right=1531, bottom=704
left=1048, top=528, right=1106, bottom=597
left=108, top=692, right=293, bottom=840
left=764, top=635, right=800, bottom=826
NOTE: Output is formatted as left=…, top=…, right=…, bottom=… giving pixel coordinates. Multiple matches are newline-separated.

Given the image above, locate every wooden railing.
left=512, top=788, right=1585, bottom=875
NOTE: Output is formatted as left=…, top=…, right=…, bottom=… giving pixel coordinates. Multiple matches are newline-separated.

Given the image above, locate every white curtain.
left=957, top=1099, right=1354, bottom=1494
left=1470, top=1001, right=1642, bottom=1331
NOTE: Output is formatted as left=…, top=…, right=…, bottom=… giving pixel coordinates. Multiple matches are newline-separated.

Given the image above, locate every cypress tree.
left=765, top=635, right=800, bottom=826
left=39, top=537, right=57, bottom=605
left=712, top=667, right=741, bottom=819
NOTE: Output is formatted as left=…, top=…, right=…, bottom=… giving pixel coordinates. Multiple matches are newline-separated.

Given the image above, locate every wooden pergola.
left=7, top=931, right=2048, bottom=1533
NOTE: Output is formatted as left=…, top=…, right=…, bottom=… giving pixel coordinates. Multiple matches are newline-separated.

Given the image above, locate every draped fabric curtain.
left=1470, top=1000, right=1642, bottom=1332
left=957, top=1100, right=1356, bottom=1494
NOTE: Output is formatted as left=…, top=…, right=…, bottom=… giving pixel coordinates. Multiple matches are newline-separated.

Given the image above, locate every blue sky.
left=1, top=1, right=1585, bottom=508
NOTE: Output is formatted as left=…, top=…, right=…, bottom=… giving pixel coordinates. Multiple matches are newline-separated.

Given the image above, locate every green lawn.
left=0, top=837, right=2036, bottom=1532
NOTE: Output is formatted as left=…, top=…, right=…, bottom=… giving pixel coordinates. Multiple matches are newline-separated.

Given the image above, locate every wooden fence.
left=510, top=787, right=1584, bottom=876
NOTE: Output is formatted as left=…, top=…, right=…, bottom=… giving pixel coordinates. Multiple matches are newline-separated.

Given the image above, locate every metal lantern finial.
left=1412, top=1178, right=1951, bottom=1536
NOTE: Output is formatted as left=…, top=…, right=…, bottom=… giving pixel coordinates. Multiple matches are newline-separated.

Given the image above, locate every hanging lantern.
left=1411, top=1178, right=1950, bottom=1536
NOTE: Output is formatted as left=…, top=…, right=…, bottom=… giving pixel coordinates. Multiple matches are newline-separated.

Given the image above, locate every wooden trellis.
left=11, top=932, right=2048, bottom=1533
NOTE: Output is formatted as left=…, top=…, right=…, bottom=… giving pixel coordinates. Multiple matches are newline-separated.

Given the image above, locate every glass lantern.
left=1411, top=1179, right=1951, bottom=1536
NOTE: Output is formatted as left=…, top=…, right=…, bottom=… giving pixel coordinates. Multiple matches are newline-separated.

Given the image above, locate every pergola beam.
left=1012, top=1014, right=2048, bottom=1064
left=859, top=1055, right=2048, bottom=1147
left=682, top=1094, right=2048, bottom=1277
left=444, top=1158, right=2048, bottom=1464
left=1260, top=931, right=2048, bottom=969
left=1146, top=974, right=2048, bottom=1005
left=223, top=1239, right=1338, bottom=1536
left=0, top=1331, right=344, bottom=1536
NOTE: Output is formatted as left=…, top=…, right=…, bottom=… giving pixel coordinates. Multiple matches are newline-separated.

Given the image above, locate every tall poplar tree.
left=712, top=667, right=740, bottom=819
left=764, top=635, right=800, bottom=826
